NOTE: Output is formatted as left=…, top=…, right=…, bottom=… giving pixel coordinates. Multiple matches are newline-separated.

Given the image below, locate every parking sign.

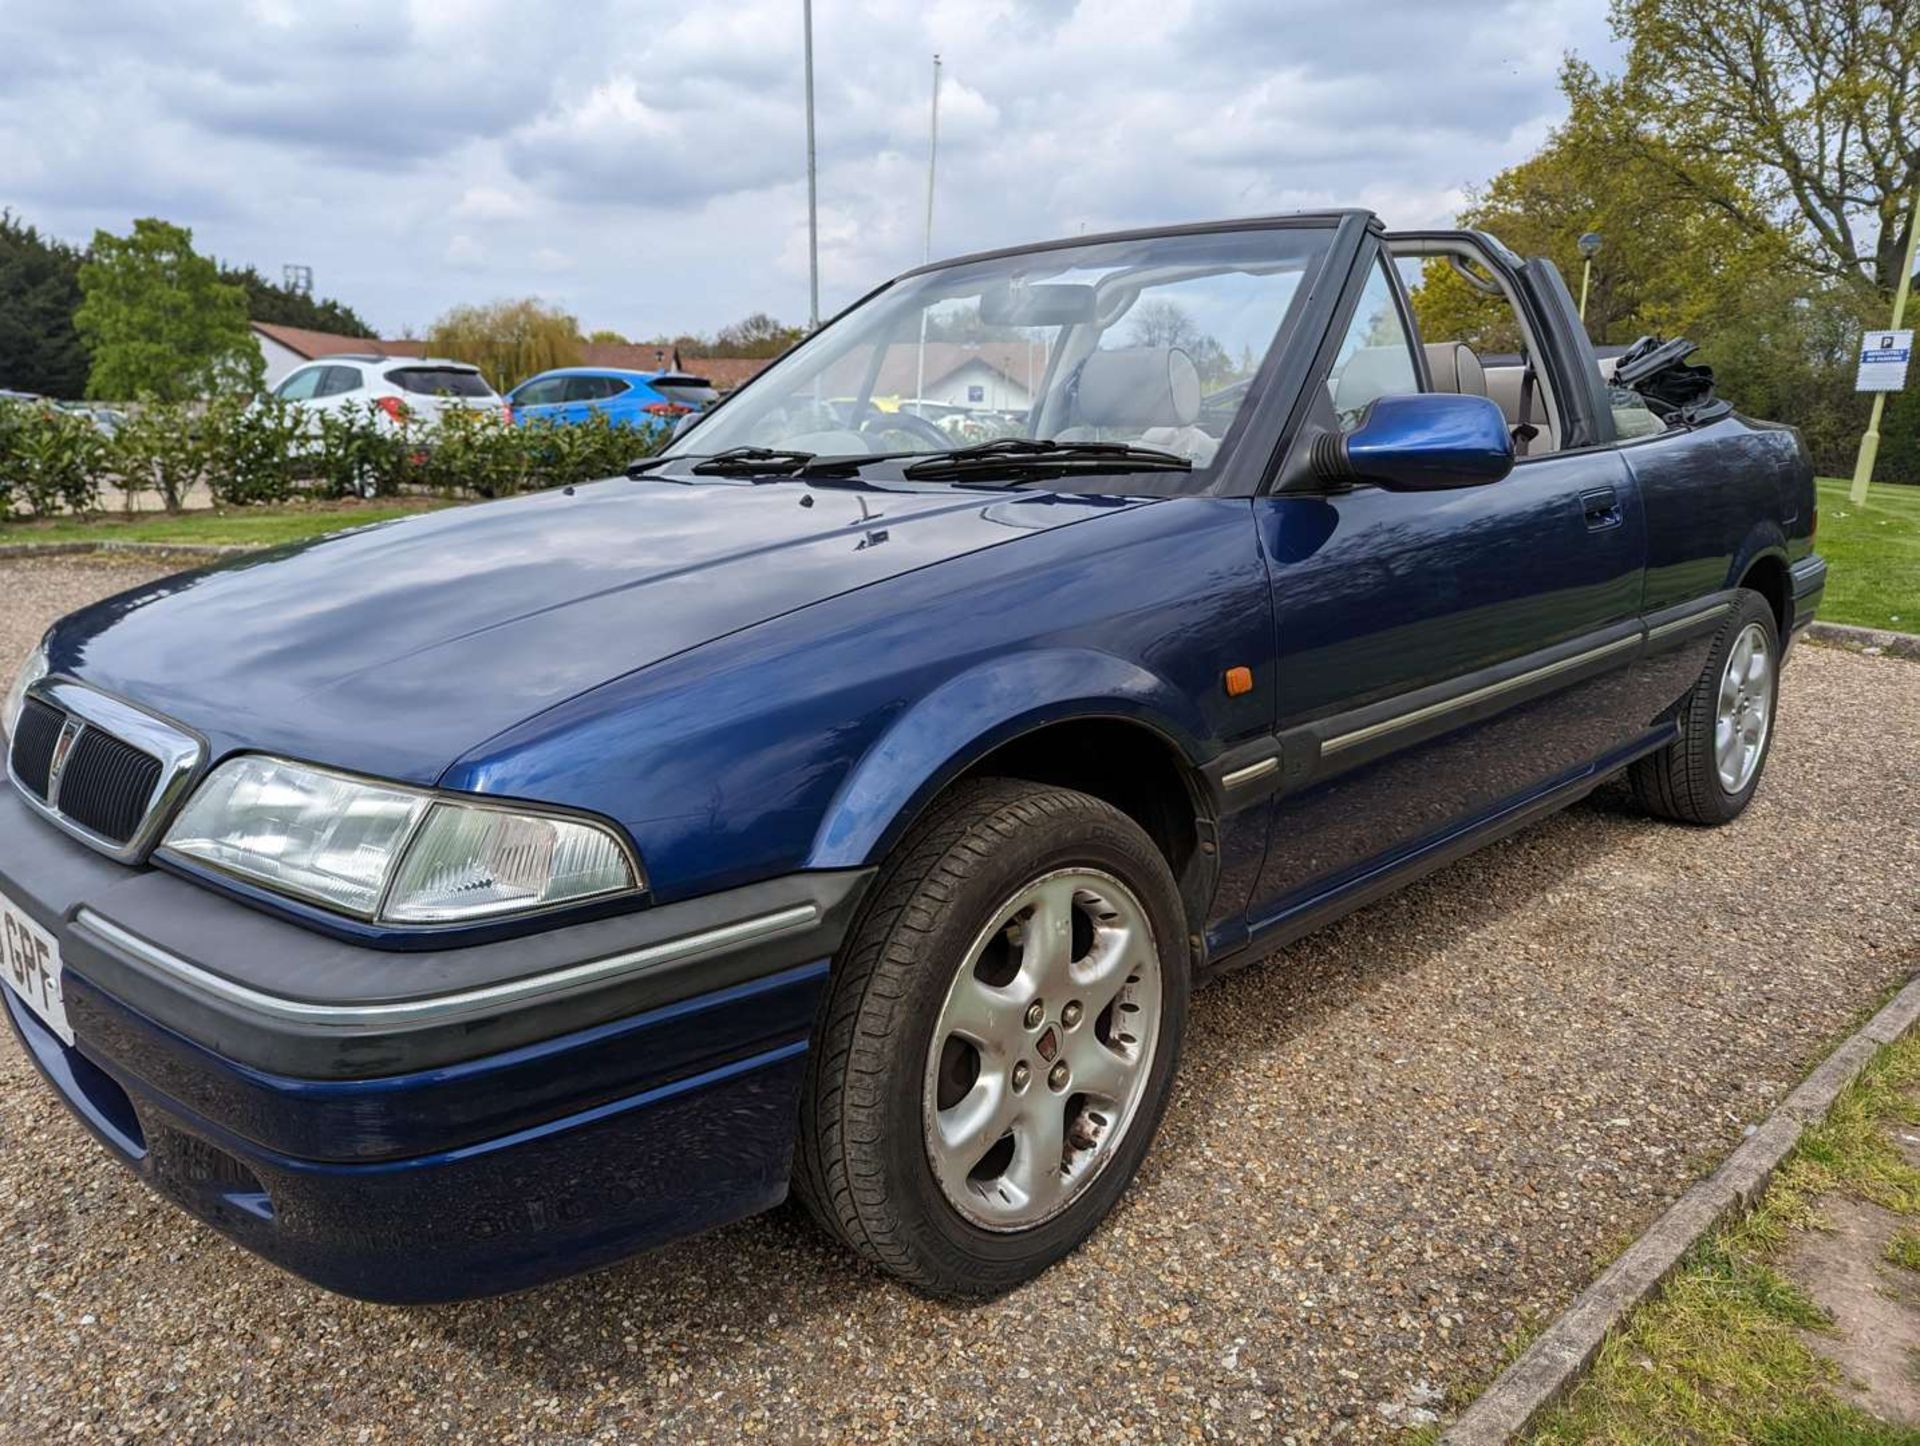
left=1855, top=330, right=1912, bottom=392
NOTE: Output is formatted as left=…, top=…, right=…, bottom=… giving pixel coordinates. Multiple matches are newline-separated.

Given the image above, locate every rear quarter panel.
left=1620, top=413, right=1813, bottom=612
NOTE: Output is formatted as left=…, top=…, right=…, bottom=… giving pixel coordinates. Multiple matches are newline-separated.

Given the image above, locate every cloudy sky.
left=1, top=0, right=1621, bottom=340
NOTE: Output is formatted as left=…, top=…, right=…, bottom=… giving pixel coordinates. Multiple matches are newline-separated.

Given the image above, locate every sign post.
left=1849, top=182, right=1920, bottom=504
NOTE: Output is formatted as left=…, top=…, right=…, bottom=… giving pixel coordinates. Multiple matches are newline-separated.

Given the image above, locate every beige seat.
left=1422, top=341, right=1487, bottom=397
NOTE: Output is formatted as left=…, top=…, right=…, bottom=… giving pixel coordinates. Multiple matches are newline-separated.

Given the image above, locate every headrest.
left=1422, top=341, right=1486, bottom=397
left=1074, top=347, right=1201, bottom=429
left=1332, top=345, right=1418, bottom=415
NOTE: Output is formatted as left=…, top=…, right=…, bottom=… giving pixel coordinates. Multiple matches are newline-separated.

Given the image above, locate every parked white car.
left=271, top=356, right=505, bottom=415
left=268, top=356, right=507, bottom=495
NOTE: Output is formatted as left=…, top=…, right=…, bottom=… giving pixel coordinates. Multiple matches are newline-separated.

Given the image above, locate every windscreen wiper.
left=899, top=437, right=1192, bottom=481
left=687, top=447, right=818, bottom=477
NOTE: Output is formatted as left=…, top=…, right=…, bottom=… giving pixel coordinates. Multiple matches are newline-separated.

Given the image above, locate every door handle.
left=1580, top=488, right=1622, bottom=530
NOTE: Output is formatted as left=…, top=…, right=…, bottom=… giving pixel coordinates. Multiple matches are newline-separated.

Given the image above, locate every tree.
left=711, top=312, right=806, bottom=357
left=0, top=212, right=89, bottom=398
left=219, top=263, right=372, bottom=338
left=1409, top=60, right=1795, bottom=352
left=586, top=328, right=629, bottom=345
left=1408, top=50, right=1919, bottom=479
left=74, top=218, right=261, bottom=400
left=1609, top=0, right=1920, bottom=299
left=425, top=298, right=583, bottom=390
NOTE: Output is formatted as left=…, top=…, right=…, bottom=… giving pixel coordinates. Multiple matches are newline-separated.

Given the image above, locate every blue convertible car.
left=0, top=213, right=1824, bottom=1302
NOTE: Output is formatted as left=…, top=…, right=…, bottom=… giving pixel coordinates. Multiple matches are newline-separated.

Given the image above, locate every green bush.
left=0, top=393, right=673, bottom=521
left=520, top=411, right=666, bottom=488
left=309, top=400, right=415, bottom=499
left=203, top=395, right=304, bottom=505
left=109, top=399, right=208, bottom=512
left=0, top=400, right=105, bottom=517
left=414, top=403, right=533, bottom=499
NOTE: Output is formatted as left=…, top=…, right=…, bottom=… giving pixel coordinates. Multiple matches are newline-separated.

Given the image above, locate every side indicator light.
left=1224, top=666, right=1254, bottom=697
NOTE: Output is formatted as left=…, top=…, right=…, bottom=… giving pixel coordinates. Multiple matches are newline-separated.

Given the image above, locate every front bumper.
left=0, top=785, right=869, bottom=1302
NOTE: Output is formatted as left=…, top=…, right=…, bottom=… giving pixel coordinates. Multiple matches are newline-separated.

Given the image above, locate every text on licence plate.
left=0, top=889, right=71, bottom=1046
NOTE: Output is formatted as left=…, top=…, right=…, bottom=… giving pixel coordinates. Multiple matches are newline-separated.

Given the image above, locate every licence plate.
left=0, top=888, right=71, bottom=1045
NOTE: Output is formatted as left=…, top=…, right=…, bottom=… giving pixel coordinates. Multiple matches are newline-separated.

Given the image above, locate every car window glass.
left=1325, top=258, right=1419, bottom=430
left=387, top=367, right=494, bottom=398
left=564, top=376, right=615, bottom=403
left=275, top=367, right=324, bottom=400
left=515, top=377, right=565, bottom=406
left=315, top=366, right=359, bottom=397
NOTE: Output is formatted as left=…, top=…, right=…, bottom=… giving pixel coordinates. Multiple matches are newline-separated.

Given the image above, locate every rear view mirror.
left=979, top=282, right=1097, bottom=328
left=1314, top=393, right=1514, bottom=491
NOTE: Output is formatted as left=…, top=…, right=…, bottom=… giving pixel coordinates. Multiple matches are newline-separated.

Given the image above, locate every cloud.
left=0, top=0, right=1622, bottom=337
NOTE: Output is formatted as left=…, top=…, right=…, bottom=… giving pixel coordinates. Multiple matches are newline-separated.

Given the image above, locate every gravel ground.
left=0, top=555, right=1916, bottom=1444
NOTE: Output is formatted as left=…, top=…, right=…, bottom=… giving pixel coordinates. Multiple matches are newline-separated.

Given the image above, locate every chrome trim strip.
left=74, top=902, right=821, bottom=1028
left=1320, top=633, right=1643, bottom=757
left=10, top=679, right=204, bottom=864
left=1221, top=756, right=1280, bottom=790
left=1646, top=600, right=1731, bottom=642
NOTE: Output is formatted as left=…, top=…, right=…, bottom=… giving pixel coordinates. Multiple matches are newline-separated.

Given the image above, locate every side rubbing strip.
left=1221, top=756, right=1280, bottom=790
left=1319, top=633, right=1642, bottom=757
left=75, top=903, right=821, bottom=1028
left=1646, top=600, right=1731, bottom=641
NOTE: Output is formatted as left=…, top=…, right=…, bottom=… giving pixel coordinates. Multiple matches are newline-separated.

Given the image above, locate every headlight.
left=3, top=640, right=49, bottom=741
left=161, top=755, right=640, bottom=923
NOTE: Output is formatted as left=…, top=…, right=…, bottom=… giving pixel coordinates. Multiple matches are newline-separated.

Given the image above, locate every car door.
left=1244, top=247, right=1647, bottom=925
left=560, top=374, right=614, bottom=424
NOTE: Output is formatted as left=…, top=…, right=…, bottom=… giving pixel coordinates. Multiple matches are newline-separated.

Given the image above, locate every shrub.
left=2, top=402, right=105, bottom=516
left=521, top=411, right=666, bottom=488
left=0, top=391, right=678, bottom=523
left=109, top=399, right=207, bottom=512
left=309, top=401, right=414, bottom=499
left=415, top=403, right=534, bottom=499
left=203, top=395, right=304, bottom=505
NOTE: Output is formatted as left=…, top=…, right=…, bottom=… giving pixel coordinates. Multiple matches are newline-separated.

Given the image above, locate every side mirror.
left=1314, top=393, right=1514, bottom=491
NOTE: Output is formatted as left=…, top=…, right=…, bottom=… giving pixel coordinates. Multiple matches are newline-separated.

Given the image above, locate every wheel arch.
left=806, top=650, right=1218, bottom=934
left=1735, top=549, right=1791, bottom=638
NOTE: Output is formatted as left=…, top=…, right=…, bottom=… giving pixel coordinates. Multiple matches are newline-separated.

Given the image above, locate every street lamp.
left=1576, top=232, right=1603, bottom=326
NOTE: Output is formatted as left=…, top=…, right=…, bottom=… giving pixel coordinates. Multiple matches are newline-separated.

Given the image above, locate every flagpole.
left=913, top=54, right=942, bottom=415
left=803, top=0, right=820, bottom=333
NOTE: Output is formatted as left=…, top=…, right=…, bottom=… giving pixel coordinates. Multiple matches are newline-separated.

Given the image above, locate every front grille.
left=10, top=697, right=63, bottom=799
left=56, top=728, right=164, bottom=844
left=9, top=693, right=177, bottom=852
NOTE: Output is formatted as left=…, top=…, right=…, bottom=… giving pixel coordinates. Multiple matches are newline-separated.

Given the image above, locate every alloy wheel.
left=921, top=868, right=1162, bottom=1231
left=1715, top=621, right=1773, bottom=793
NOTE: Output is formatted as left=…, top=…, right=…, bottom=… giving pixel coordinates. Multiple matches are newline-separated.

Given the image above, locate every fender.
left=1726, top=520, right=1789, bottom=593
left=807, top=647, right=1213, bottom=870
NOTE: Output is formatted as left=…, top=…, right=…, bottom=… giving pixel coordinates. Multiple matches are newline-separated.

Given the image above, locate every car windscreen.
left=666, top=224, right=1332, bottom=471
left=386, top=367, right=495, bottom=398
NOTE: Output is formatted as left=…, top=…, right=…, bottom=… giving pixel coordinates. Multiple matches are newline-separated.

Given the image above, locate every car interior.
left=1386, top=240, right=1566, bottom=456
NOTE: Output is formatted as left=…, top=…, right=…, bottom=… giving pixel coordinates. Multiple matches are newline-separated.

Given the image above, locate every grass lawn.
left=1814, top=478, right=1920, bottom=632
left=1526, top=1027, right=1920, bottom=1444
left=0, top=497, right=456, bottom=549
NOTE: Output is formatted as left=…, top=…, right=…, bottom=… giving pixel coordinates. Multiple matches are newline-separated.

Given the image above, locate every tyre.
left=795, top=778, right=1189, bottom=1297
left=1630, top=590, right=1779, bottom=825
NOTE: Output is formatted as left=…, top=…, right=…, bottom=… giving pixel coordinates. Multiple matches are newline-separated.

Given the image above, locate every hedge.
left=0, top=396, right=667, bottom=518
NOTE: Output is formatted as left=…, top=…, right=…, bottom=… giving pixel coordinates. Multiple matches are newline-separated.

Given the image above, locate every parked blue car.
left=0, top=212, right=1824, bottom=1303
left=505, top=366, right=717, bottom=428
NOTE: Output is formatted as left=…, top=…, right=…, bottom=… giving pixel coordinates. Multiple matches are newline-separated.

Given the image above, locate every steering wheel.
left=853, top=403, right=951, bottom=451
